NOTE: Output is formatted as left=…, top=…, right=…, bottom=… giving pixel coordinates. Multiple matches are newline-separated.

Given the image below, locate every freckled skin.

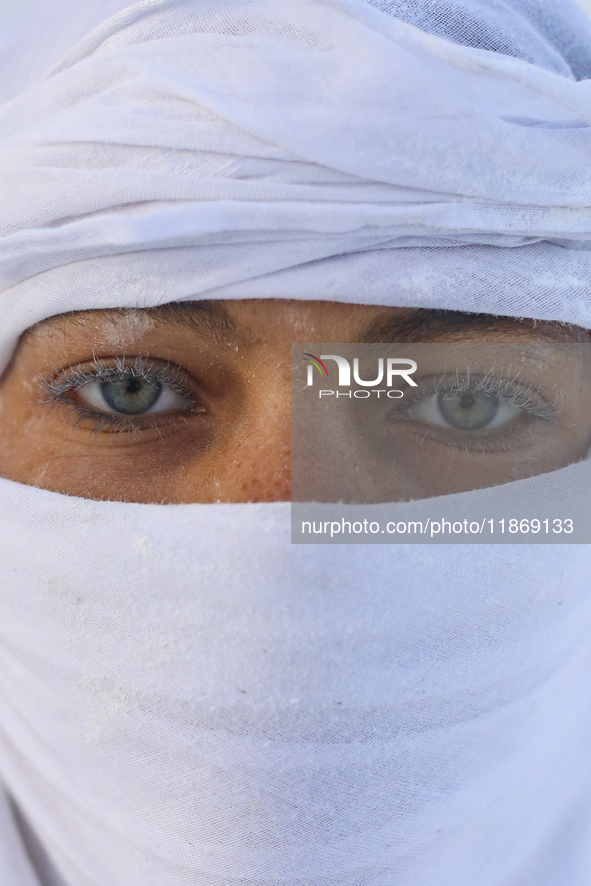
left=0, top=299, right=588, bottom=503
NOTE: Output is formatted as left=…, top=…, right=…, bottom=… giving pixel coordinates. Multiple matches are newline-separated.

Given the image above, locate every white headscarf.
left=1, top=1, right=591, bottom=884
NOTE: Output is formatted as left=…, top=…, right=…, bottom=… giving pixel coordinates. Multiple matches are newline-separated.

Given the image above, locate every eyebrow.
left=359, top=309, right=587, bottom=343
left=168, top=303, right=540, bottom=345
left=27, top=301, right=587, bottom=347
left=31, top=300, right=243, bottom=347
left=149, top=301, right=241, bottom=345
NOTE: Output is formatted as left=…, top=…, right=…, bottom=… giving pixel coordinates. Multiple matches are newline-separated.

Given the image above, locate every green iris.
left=100, top=374, right=163, bottom=415
left=437, top=390, right=499, bottom=430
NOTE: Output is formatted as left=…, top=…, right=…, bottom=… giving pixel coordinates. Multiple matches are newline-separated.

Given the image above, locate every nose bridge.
left=246, top=381, right=291, bottom=501
left=224, top=361, right=292, bottom=502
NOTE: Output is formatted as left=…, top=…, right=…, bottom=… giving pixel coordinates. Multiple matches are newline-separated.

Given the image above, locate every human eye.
left=404, top=370, right=556, bottom=438
left=42, top=356, right=201, bottom=431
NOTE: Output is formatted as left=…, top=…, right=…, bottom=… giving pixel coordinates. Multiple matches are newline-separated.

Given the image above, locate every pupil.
left=125, top=377, right=142, bottom=395
left=458, top=393, right=475, bottom=411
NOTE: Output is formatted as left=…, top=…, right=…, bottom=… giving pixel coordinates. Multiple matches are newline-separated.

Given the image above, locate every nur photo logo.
left=302, top=352, right=418, bottom=398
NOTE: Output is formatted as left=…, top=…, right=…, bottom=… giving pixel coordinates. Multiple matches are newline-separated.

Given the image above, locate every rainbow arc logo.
left=302, top=353, right=328, bottom=378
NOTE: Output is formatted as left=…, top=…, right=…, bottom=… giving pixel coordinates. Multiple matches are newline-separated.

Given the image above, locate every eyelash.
left=40, top=356, right=198, bottom=432
left=411, top=368, right=558, bottom=419
left=384, top=368, right=560, bottom=452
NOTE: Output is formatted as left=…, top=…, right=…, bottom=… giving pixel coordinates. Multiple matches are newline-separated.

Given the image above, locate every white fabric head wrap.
left=3, top=0, right=591, bottom=369
left=1, top=1, right=591, bottom=885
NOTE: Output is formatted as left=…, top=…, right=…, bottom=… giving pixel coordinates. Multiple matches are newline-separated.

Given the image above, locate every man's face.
left=0, top=298, right=589, bottom=503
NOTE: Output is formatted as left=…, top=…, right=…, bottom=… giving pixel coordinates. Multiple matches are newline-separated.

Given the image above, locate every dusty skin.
left=0, top=299, right=589, bottom=503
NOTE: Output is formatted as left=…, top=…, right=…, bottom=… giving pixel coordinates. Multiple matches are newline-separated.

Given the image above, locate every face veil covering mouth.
left=2, top=0, right=591, bottom=884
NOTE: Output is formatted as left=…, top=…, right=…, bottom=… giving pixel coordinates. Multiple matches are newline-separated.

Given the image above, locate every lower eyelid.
left=50, top=397, right=203, bottom=435
left=41, top=384, right=203, bottom=434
